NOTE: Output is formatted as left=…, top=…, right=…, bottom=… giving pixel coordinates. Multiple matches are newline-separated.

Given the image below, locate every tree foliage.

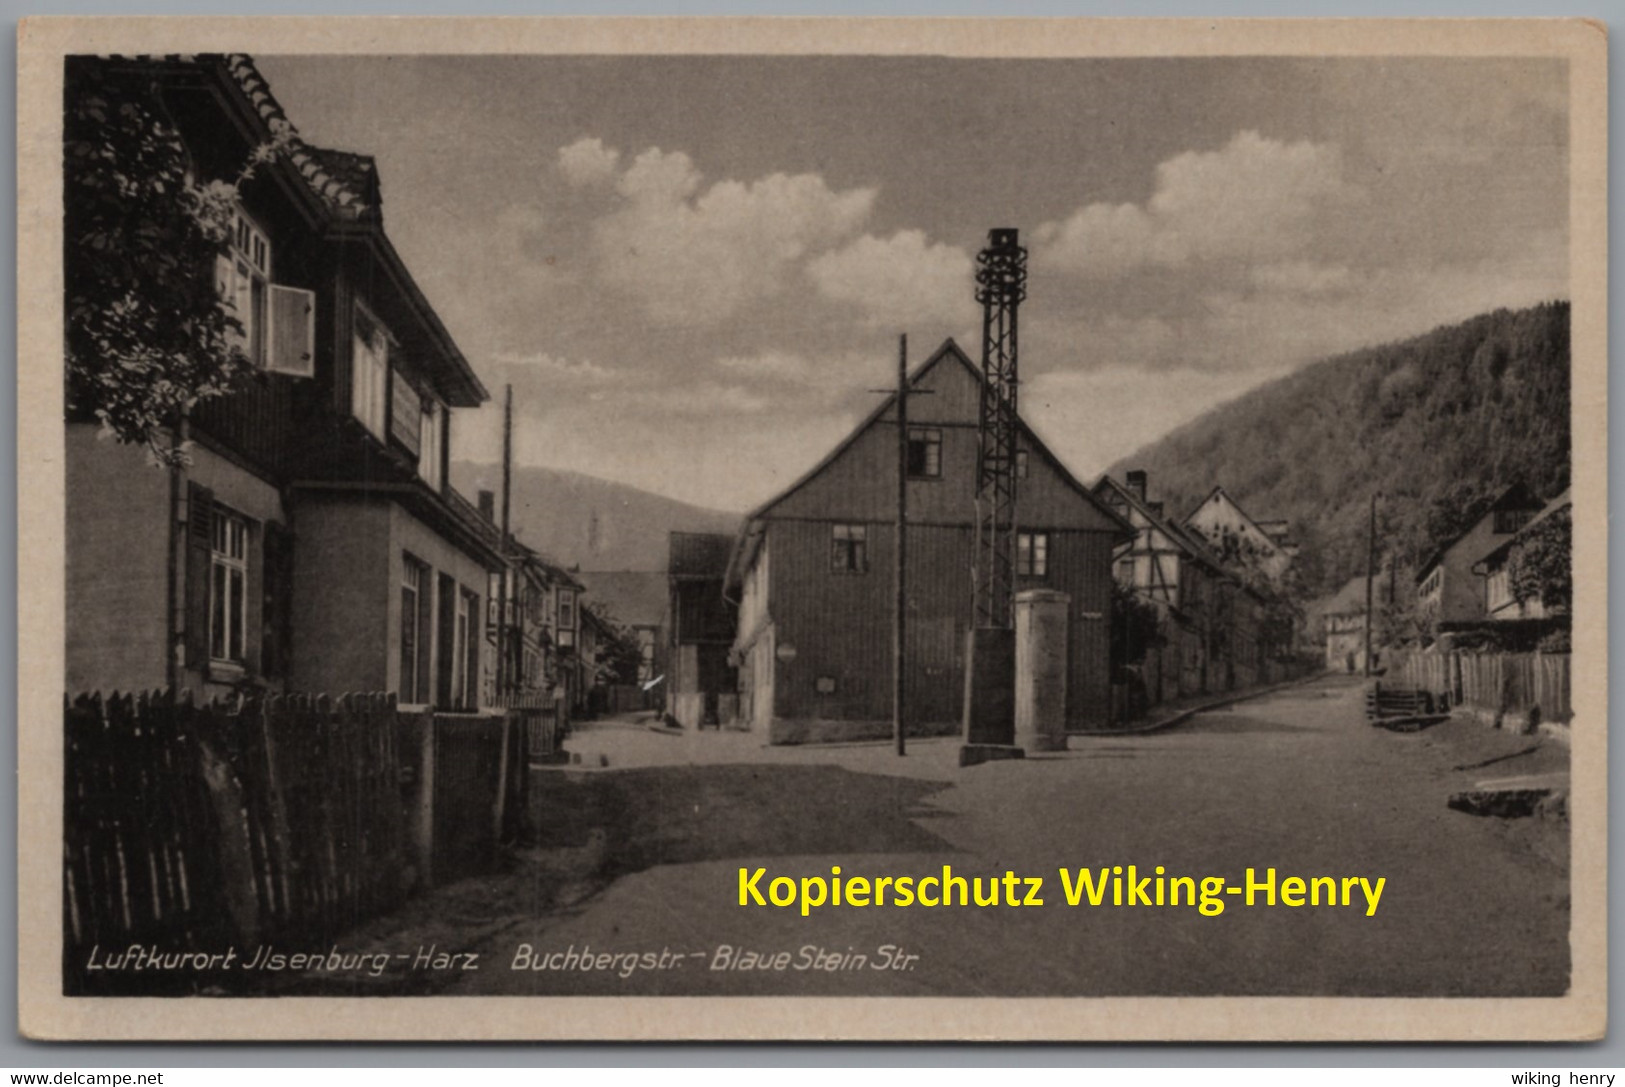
left=583, top=602, right=646, bottom=686
left=1110, top=581, right=1166, bottom=669
left=1508, top=506, right=1572, bottom=612
left=1109, top=302, right=1571, bottom=601
left=64, top=58, right=288, bottom=465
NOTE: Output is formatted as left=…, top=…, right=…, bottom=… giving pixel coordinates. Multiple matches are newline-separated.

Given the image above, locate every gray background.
left=4, top=0, right=1618, bottom=1067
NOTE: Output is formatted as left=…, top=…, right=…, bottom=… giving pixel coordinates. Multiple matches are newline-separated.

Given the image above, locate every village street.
left=299, top=674, right=1569, bottom=999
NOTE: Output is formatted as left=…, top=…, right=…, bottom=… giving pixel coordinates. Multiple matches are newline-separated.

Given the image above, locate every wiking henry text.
left=738, top=865, right=1387, bottom=918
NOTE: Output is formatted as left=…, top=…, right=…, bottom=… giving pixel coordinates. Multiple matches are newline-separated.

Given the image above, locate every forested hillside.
left=1108, top=302, right=1570, bottom=600
left=451, top=461, right=741, bottom=572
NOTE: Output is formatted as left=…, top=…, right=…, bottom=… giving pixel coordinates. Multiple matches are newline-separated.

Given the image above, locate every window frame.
left=831, top=523, right=869, bottom=574
left=451, top=587, right=472, bottom=710
left=905, top=427, right=943, bottom=480
left=217, top=207, right=272, bottom=369
left=1494, top=508, right=1532, bottom=535
left=208, top=506, right=250, bottom=667
left=419, top=398, right=444, bottom=492
left=400, top=553, right=431, bottom=706
left=351, top=302, right=392, bottom=441
left=1017, top=531, right=1050, bottom=578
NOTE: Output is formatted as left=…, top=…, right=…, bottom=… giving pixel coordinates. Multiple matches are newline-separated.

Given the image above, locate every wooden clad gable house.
left=724, top=340, right=1134, bottom=744
left=65, top=55, right=505, bottom=710
left=1474, top=488, right=1571, bottom=622
left=1415, top=481, right=1544, bottom=627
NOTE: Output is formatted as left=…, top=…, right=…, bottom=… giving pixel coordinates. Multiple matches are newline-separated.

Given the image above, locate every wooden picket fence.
left=63, top=690, right=232, bottom=986
left=63, top=689, right=524, bottom=994
left=1388, top=650, right=1571, bottom=726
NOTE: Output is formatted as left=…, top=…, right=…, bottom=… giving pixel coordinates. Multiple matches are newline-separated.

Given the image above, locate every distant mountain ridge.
left=451, top=461, right=742, bottom=573
left=1106, top=302, right=1571, bottom=600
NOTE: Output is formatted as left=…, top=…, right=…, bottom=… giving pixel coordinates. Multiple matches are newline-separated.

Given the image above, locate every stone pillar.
left=1014, top=589, right=1070, bottom=752
left=960, top=628, right=1023, bottom=766
left=962, top=627, right=1016, bottom=745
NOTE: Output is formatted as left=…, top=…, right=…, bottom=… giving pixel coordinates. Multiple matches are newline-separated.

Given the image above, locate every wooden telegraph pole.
left=1364, top=491, right=1377, bottom=677
left=869, top=339, right=930, bottom=755
left=894, top=334, right=908, bottom=757
left=497, top=384, right=514, bottom=697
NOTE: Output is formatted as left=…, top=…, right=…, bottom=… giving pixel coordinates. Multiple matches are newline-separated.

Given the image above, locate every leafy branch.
left=64, top=58, right=294, bottom=466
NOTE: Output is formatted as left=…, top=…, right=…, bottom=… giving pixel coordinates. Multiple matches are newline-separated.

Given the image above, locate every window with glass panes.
left=1017, top=532, right=1049, bottom=577
left=400, top=554, right=431, bottom=704
left=906, top=427, right=942, bottom=479
left=209, top=509, right=249, bottom=663
left=351, top=305, right=390, bottom=440
left=215, top=209, right=271, bottom=367
left=831, top=524, right=868, bottom=573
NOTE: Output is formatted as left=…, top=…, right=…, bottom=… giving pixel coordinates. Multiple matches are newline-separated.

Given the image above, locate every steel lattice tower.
left=972, top=228, right=1027, bottom=630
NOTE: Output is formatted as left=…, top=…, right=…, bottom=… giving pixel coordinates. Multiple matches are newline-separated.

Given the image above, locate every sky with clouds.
left=258, top=55, right=1568, bottom=512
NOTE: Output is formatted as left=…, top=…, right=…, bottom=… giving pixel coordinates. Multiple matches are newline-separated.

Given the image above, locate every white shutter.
left=267, top=284, right=316, bottom=378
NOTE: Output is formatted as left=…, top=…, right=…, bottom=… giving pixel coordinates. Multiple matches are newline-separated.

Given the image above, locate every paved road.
left=336, top=675, right=1574, bottom=998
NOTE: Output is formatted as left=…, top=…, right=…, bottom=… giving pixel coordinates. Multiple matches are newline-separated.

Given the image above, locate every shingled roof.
left=220, top=55, right=380, bottom=221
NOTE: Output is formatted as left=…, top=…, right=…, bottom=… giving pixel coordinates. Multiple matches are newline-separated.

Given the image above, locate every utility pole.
left=1364, top=491, right=1377, bottom=677
left=497, top=384, right=514, bottom=697
left=894, top=334, right=908, bottom=757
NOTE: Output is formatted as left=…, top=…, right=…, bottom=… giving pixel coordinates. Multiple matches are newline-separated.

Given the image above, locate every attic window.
left=1494, top=509, right=1532, bottom=534
left=906, top=428, right=942, bottom=479
left=1016, top=450, right=1029, bottom=479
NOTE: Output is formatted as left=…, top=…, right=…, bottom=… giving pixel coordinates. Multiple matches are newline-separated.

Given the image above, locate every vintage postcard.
left=16, top=17, right=1607, bottom=1041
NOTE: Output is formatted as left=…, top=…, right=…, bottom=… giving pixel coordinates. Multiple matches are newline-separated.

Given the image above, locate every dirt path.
left=283, top=676, right=1570, bottom=998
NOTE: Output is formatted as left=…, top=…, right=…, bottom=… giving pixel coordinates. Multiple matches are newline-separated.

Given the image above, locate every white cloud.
left=490, top=351, right=628, bottom=388
left=556, top=137, right=621, bottom=187
left=1034, top=130, right=1367, bottom=277
left=1248, top=261, right=1356, bottom=295
left=715, top=349, right=810, bottom=381
left=587, top=147, right=878, bottom=324
left=805, top=230, right=975, bottom=327
left=713, top=344, right=910, bottom=397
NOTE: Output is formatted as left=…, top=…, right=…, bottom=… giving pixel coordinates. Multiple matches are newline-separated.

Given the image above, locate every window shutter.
left=267, top=285, right=316, bottom=377
left=465, top=591, right=482, bottom=710
left=261, top=520, right=292, bottom=680
left=436, top=573, right=457, bottom=707
left=183, top=482, right=215, bottom=673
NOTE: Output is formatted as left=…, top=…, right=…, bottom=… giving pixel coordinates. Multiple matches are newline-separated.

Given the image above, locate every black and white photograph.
left=17, top=17, right=1607, bottom=1042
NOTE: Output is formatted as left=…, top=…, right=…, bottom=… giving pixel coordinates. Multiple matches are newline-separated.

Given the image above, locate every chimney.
left=1126, top=470, right=1148, bottom=502
left=1148, top=501, right=1165, bottom=518
left=477, top=489, right=495, bottom=522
